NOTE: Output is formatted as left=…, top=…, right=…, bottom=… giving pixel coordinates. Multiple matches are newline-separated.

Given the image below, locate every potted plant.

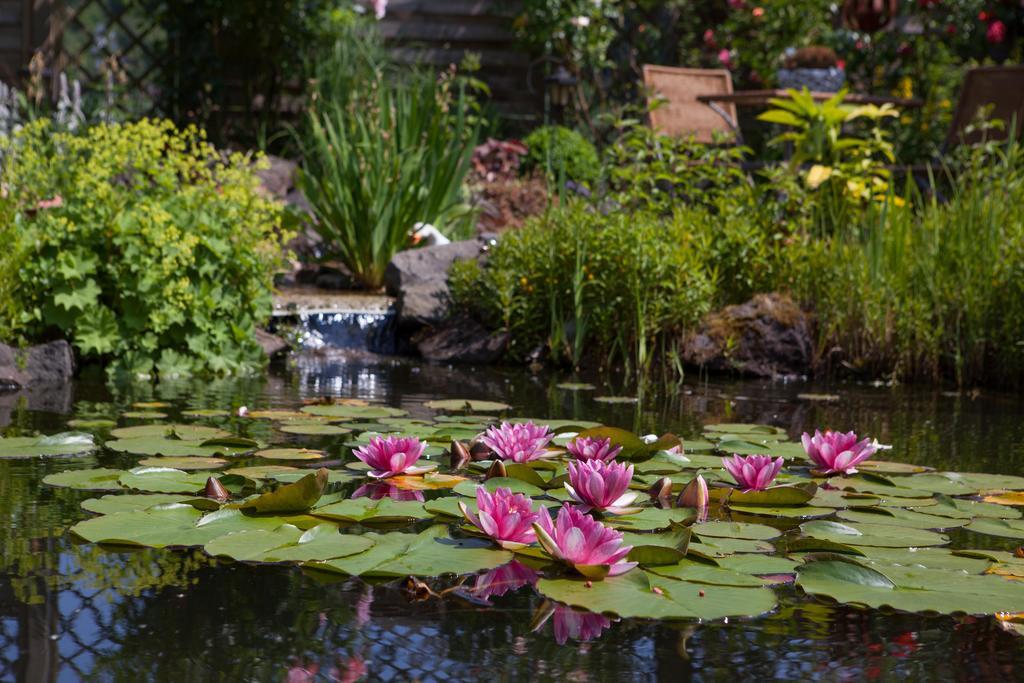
left=777, top=46, right=846, bottom=92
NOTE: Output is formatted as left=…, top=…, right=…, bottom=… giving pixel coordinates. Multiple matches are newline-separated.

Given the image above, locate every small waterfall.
left=272, top=289, right=398, bottom=353
left=294, top=310, right=397, bottom=353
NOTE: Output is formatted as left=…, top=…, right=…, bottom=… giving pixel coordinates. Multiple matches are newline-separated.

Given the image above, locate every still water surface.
left=2, top=354, right=1024, bottom=681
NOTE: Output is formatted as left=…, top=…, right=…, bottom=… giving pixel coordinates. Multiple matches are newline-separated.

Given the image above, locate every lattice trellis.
left=47, top=0, right=167, bottom=115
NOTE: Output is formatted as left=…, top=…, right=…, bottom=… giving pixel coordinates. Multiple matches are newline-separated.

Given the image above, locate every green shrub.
left=522, top=126, right=600, bottom=186
left=450, top=202, right=715, bottom=375
left=602, top=120, right=751, bottom=214
left=787, top=139, right=1024, bottom=386
left=0, top=118, right=290, bottom=377
left=297, top=28, right=478, bottom=290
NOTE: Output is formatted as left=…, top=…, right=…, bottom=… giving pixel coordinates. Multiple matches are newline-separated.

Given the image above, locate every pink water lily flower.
left=565, top=459, right=639, bottom=514
left=533, top=504, right=637, bottom=578
left=552, top=606, right=612, bottom=645
left=801, top=429, right=879, bottom=475
left=352, top=435, right=430, bottom=479
left=566, top=436, right=622, bottom=462
left=722, top=454, right=784, bottom=491
left=473, top=560, right=539, bottom=601
left=480, top=421, right=554, bottom=463
left=459, top=486, right=542, bottom=549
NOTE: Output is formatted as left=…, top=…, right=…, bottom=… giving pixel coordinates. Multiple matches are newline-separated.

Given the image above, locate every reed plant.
left=296, top=26, right=478, bottom=289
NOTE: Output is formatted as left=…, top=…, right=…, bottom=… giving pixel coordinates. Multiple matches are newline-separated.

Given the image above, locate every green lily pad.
left=308, top=531, right=416, bottom=576
left=685, top=537, right=776, bottom=558
left=301, top=405, right=408, bottom=419
left=0, top=432, right=96, bottom=459
left=537, top=569, right=776, bottom=619
left=43, top=467, right=126, bottom=490
left=236, top=469, right=328, bottom=513
left=137, top=456, right=228, bottom=470
left=109, top=424, right=229, bottom=440
left=121, top=411, right=168, bottom=419
left=799, top=520, right=949, bottom=548
left=964, top=518, right=1024, bottom=540
left=371, top=525, right=513, bottom=577
left=796, top=556, right=1024, bottom=615
left=255, top=448, right=326, bottom=460
left=704, top=423, right=787, bottom=436
left=556, top=382, right=596, bottom=391
left=181, top=409, right=232, bottom=418
left=593, top=396, right=639, bottom=404
left=726, top=483, right=817, bottom=507
left=453, top=478, right=546, bottom=498
left=227, top=465, right=299, bottom=479
left=313, top=497, right=430, bottom=524
left=716, top=554, right=799, bottom=575
left=691, top=521, right=781, bottom=541
left=648, top=559, right=767, bottom=587
left=270, top=470, right=357, bottom=485
left=119, top=467, right=214, bottom=494
left=71, top=505, right=289, bottom=548
left=728, top=504, right=835, bottom=519
left=423, top=399, right=511, bottom=412
left=927, top=496, right=1021, bottom=520
left=279, top=424, right=352, bottom=436
left=67, top=418, right=117, bottom=429
left=602, top=507, right=695, bottom=532
left=105, top=437, right=251, bottom=458
left=81, top=493, right=186, bottom=514
left=837, top=507, right=970, bottom=530
left=827, top=476, right=932, bottom=498
left=622, top=528, right=691, bottom=566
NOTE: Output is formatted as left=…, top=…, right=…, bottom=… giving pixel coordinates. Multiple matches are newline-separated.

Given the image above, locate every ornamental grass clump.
left=0, top=118, right=289, bottom=377
left=296, top=31, right=478, bottom=289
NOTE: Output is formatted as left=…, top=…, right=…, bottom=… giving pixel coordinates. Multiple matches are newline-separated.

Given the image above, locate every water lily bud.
left=450, top=440, right=471, bottom=470
left=485, top=459, right=507, bottom=480
left=204, top=476, right=229, bottom=502
left=647, top=476, right=673, bottom=500
left=677, top=474, right=709, bottom=510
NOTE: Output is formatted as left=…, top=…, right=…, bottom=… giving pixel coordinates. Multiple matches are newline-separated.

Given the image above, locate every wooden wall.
left=381, top=0, right=540, bottom=126
left=0, top=0, right=53, bottom=84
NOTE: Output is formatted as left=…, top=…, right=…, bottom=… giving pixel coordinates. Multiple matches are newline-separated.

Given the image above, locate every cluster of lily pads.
left=11, top=397, right=1024, bottom=635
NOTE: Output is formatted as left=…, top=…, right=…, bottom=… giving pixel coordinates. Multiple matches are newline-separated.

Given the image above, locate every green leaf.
left=75, top=305, right=119, bottom=355
left=43, top=467, right=126, bottom=490
left=799, top=520, right=949, bottom=548
left=726, top=483, right=817, bottom=507
left=424, top=399, right=511, bottom=412
left=0, top=433, right=95, bottom=459
left=236, top=469, right=329, bottom=513
left=313, top=497, right=430, bottom=524
left=370, top=525, right=513, bottom=577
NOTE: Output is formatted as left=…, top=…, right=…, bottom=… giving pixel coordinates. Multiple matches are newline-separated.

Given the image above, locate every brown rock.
left=682, top=293, right=813, bottom=380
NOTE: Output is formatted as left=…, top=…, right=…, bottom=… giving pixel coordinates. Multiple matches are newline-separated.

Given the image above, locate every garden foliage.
left=522, top=125, right=601, bottom=186
left=296, top=22, right=479, bottom=289
left=0, top=119, right=289, bottom=377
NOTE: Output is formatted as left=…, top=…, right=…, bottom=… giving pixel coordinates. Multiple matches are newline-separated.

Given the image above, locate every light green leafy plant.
left=0, top=118, right=290, bottom=377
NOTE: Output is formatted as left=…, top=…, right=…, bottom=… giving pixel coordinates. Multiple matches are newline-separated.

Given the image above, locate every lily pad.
left=181, top=409, right=231, bottom=418
left=371, top=525, right=513, bottom=577
left=118, top=468, right=214, bottom=494
left=279, top=424, right=351, bottom=436
left=648, top=559, right=767, bottom=587
left=137, top=456, right=228, bottom=470
left=799, top=520, right=949, bottom=548
left=453, top=478, right=545, bottom=499
left=964, top=518, right=1024, bottom=540
left=691, top=521, right=781, bottom=541
left=67, top=418, right=117, bottom=429
left=0, top=432, right=96, bottom=459
left=81, top=493, right=187, bottom=515
left=705, top=423, right=787, bottom=436
left=43, top=468, right=126, bottom=490
left=308, top=531, right=416, bottom=576
left=593, top=396, right=639, bottom=404
left=255, top=448, right=326, bottom=461
left=236, top=469, right=328, bottom=513
left=301, top=405, right=408, bottom=419
left=537, top=569, right=777, bottom=620
left=313, top=498, right=430, bottom=524
left=121, top=411, right=168, bottom=419
left=796, top=556, right=1024, bottom=615
left=602, top=507, right=695, bottom=532
left=556, top=383, right=596, bottom=391
left=837, top=507, right=970, bottom=530
left=622, top=528, right=691, bottom=566
left=726, top=483, right=817, bottom=507
left=71, top=505, right=290, bottom=548
left=728, top=504, right=835, bottom=519
left=423, top=399, right=511, bottom=412
left=109, top=424, right=229, bottom=441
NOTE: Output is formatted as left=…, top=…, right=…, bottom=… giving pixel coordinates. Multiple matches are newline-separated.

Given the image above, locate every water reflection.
left=2, top=358, right=1024, bottom=680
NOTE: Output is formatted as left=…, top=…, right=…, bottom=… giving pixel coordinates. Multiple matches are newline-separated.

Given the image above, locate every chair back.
left=642, top=65, right=737, bottom=143
left=947, top=66, right=1024, bottom=147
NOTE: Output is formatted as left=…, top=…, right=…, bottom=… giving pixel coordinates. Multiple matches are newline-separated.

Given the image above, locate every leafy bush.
left=602, top=120, right=751, bottom=213
left=0, top=118, right=289, bottom=377
left=450, top=202, right=716, bottom=376
left=297, top=27, right=478, bottom=289
left=788, top=139, right=1024, bottom=386
left=522, top=126, right=600, bottom=186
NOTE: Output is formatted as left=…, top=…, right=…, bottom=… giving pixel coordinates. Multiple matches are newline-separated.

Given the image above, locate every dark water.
left=2, top=354, right=1024, bottom=682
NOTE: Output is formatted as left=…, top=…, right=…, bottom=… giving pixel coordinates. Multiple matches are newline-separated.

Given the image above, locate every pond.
left=2, top=354, right=1024, bottom=682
